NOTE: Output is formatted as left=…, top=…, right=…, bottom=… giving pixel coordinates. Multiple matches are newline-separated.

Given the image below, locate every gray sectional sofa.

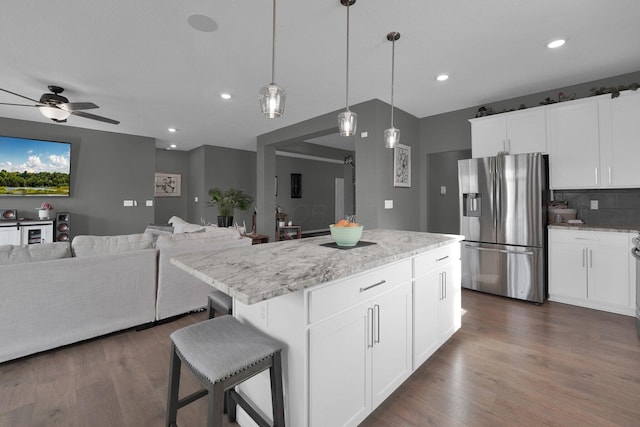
left=0, top=226, right=251, bottom=363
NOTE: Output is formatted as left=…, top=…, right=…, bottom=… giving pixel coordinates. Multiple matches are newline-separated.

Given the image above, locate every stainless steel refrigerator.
left=458, top=153, right=548, bottom=303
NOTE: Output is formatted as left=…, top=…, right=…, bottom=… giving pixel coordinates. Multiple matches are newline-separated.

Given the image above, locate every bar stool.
left=206, top=290, right=232, bottom=318
left=165, top=315, right=285, bottom=427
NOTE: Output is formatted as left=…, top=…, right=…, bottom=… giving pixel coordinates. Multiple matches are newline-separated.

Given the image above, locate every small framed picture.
left=393, top=144, right=411, bottom=187
left=154, top=172, right=181, bottom=197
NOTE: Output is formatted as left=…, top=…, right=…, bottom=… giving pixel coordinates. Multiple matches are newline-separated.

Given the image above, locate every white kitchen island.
left=172, top=229, right=463, bottom=427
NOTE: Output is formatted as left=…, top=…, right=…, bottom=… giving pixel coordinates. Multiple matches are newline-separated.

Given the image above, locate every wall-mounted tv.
left=0, top=135, right=71, bottom=196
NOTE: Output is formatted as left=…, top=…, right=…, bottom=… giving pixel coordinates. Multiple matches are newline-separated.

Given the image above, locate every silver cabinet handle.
left=360, top=280, right=386, bottom=292
left=436, top=255, right=449, bottom=262
left=582, top=248, right=585, bottom=267
left=589, top=249, right=593, bottom=268
left=443, top=272, right=447, bottom=299
left=595, top=167, right=598, bottom=185
left=374, top=304, right=380, bottom=344
left=367, top=307, right=374, bottom=348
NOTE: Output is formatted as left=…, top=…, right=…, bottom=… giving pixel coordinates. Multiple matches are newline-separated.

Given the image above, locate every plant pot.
left=217, top=216, right=234, bottom=227
left=37, top=208, right=51, bottom=220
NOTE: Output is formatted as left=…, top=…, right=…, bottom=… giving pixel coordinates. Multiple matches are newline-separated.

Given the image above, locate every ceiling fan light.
left=384, top=127, right=400, bottom=148
left=259, top=83, right=286, bottom=118
left=38, top=106, right=71, bottom=121
left=338, top=110, right=357, bottom=136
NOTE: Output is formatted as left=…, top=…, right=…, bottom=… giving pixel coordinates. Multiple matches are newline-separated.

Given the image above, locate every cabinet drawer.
left=549, top=228, right=630, bottom=246
left=307, top=259, right=411, bottom=324
left=413, top=244, right=460, bottom=278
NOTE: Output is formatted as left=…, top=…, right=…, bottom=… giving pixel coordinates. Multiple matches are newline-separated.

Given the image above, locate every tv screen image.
left=0, top=136, right=71, bottom=196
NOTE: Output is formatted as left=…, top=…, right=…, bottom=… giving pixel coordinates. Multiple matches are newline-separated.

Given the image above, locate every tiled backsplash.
left=553, top=189, right=640, bottom=227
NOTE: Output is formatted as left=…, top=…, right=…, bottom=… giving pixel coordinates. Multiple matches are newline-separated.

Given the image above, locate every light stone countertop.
left=171, top=229, right=464, bottom=305
left=548, top=224, right=640, bottom=233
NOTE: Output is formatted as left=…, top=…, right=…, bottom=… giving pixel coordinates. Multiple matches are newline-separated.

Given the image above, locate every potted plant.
left=207, top=187, right=253, bottom=227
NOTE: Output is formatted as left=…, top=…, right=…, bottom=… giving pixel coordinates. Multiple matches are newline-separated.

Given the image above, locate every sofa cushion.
left=72, top=233, right=155, bottom=257
left=0, top=242, right=72, bottom=265
left=155, top=227, right=242, bottom=250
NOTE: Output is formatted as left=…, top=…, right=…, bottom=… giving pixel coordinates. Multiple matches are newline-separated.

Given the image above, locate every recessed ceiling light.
left=170, top=144, right=177, bottom=148
left=168, top=127, right=177, bottom=133
left=436, top=74, right=449, bottom=82
left=220, top=93, right=231, bottom=100
left=547, top=39, right=566, bottom=49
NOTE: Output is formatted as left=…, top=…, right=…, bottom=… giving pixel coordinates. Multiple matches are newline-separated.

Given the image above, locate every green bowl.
left=329, top=224, right=364, bottom=247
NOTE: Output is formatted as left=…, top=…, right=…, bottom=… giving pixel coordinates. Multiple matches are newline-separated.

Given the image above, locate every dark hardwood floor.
left=1, top=290, right=638, bottom=427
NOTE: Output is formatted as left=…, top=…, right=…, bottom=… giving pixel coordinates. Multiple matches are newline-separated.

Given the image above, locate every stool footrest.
left=228, top=389, right=271, bottom=427
left=177, top=388, right=208, bottom=410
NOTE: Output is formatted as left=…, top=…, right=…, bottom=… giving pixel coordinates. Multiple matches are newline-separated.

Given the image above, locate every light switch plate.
left=123, top=200, right=134, bottom=207
left=361, top=131, right=368, bottom=138
left=590, top=200, right=598, bottom=210
left=384, top=200, right=393, bottom=209
left=146, top=200, right=153, bottom=207
left=440, top=186, right=447, bottom=195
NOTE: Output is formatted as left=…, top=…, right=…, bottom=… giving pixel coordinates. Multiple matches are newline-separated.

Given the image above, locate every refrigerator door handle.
left=465, top=245, right=534, bottom=256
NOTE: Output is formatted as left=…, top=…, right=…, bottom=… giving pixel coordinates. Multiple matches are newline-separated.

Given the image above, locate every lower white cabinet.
left=0, top=225, right=21, bottom=245
left=233, top=242, right=462, bottom=427
left=308, top=281, right=412, bottom=427
left=413, top=244, right=461, bottom=368
left=549, top=228, right=635, bottom=316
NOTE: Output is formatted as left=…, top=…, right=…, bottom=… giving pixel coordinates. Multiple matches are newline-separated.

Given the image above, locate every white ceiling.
left=1, top=1, right=639, bottom=152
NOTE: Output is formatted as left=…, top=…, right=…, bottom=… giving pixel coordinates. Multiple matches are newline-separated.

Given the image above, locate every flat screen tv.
left=0, top=135, right=71, bottom=196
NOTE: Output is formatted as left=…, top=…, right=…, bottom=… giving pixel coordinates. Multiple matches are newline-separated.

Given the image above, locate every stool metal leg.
left=166, top=343, right=181, bottom=427
left=270, top=351, right=286, bottom=427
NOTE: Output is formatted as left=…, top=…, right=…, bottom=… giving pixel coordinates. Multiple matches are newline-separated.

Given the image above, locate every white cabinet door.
left=413, top=269, right=440, bottom=368
left=370, top=283, right=412, bottom=408
left=547, top=99, right=601, bottom=189
left=607, top=91, right=640, bottom=187
left=309, top=305, right=371, bottom=427
left=548, top=239, right=588, bottom=300
left=588, top=235, right=631, bottom=309
left=470, top=116, right=506, bottom=158
left=438, top=262, right=461, bottom=343
left=0, top=226, right=21, bottom=245
left=506, top=108, right=547, bottom=154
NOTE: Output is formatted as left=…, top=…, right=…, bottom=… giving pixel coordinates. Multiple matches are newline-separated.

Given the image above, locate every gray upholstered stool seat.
left=166, top=315, right=285, bottom=427
left=207, top=290, right=232, bottom=318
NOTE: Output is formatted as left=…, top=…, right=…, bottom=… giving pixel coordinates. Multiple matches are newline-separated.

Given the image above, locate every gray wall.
left=257, top=99, right=421, bottom=240
left=427, top=150, right=471, bottom=234
left=420, top=70, right=640, bottom=233
left=0, top=117, right=155, bottom=237
left=155, top=149, right=189, bottom=223
left=275, top=155, right=347, bottom=232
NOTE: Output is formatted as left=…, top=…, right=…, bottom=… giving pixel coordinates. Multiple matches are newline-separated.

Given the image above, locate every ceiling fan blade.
left=62, top=102, right=99, bottom=111
left=0, top=102, right=40, bottom=108
left=0, top=88, right=41, bottom=104
left=70, top=110, right=120, bottom=125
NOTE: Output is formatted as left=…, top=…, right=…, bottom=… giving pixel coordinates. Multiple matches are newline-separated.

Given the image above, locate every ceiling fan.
left=0, top=85, right=119, bottom=124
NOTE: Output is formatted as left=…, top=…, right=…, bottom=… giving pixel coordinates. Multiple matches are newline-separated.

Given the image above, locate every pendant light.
left=338, top=0, right=357, bottom=136
left=259, top=0, right=286, bottom=118
left=384, top=31, right=400, bottom=148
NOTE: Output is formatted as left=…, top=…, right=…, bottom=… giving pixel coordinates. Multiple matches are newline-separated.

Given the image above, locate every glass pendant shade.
left=338, top=110, right=357, bottom=136
left=384, top=127, right=400, bottom=148
left=259, top=83, right=286, bottom=118
left=260, top=0, right=285, bottom=118
left=39, top=106, right=71, bottom=121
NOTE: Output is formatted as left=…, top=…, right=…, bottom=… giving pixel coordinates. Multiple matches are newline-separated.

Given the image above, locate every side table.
left=244, top=232, right=269, bottom=245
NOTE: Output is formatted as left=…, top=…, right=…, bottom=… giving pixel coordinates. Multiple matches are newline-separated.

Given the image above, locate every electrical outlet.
left=384, top=200, right=393, bottom=209
left=146, top=200, right=153, bottom=207
left=590, top=200, right=599, bottom=210
left=360, top=131, right=368, bottom=138
left=123, top=200, right=134, bottom=207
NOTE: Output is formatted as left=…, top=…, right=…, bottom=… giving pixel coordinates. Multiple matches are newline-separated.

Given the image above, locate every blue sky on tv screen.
left=0, top=136, right=70, bottom=174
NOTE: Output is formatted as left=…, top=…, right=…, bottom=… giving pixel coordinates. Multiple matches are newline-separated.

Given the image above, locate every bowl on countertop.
left=329, top=224, right=364, bottom=247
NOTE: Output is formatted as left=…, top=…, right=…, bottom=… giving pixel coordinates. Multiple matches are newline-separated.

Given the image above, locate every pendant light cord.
left=345, top=1, right=351, bottom=110
left=390, top=36, right=395, bottom=127
left=271, top=0, right=277, bottom=84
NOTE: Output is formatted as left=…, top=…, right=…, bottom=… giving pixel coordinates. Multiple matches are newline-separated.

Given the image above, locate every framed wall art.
left=154, top=172, right=181, bottom=197
left=393, top=144, right=411, bottom=187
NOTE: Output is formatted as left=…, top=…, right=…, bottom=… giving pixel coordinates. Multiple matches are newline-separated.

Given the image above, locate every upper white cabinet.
left=602, top=90, right=640, bottom=187
left=470, top=108, right=547, bottom=158
left=547, top=97, right=601, bottom=188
